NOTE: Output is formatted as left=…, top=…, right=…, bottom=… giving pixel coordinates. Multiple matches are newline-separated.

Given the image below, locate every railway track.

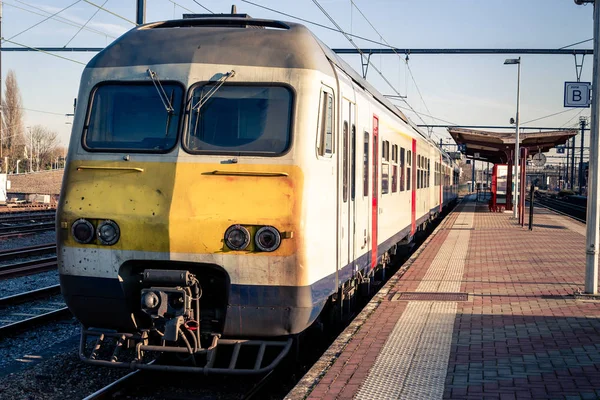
left=0, top=256, right=58, bottom=279
left=0, top=222, right=56, bottom=238
left=533, top=195, right=586, bottom=222
left=0, top=285, right=70, bottom=337
left=0, top=243, right=56, bottom=262
left=82, top=367, right=275, bottom=400
left=0, top=211, right=55, bottom=225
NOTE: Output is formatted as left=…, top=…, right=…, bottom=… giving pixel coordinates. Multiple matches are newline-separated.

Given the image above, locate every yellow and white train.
left=57, top=15, right=459, bottom=374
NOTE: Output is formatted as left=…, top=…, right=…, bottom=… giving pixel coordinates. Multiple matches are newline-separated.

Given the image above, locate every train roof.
left=87, top=15, right=436, bottom=144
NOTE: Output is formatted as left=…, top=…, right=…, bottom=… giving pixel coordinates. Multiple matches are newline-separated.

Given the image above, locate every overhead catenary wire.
left=348, top=0, right=434, bottom=128
left=1, top=38, right=87, bottom=65
left=192, top=0, right=214, bottom=14
left=5, top=0, right=117, bottom=39
left=558, top=38, right=593, bottom=50
left=521, top=108, right=579, bottom=125
left=2, top=0, right=82, bottom=44
left=310, top=0, right=430, bottom=129
left=83, top=0, right=137, bottom=25
left=64, top=0, right=110, bottom=47
left=240, top=0, right=400, bottom=49
left=164, top=0, right=194, bottom=14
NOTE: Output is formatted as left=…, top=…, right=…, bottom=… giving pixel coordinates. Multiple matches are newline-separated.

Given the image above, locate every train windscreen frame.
left=184, top=84, right=293, bottom=156
left=82, top=81, right=184, bottom=153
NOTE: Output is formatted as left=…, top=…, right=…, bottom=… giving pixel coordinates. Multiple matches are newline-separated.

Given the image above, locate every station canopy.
left=447, top=127, right=578, bottom=164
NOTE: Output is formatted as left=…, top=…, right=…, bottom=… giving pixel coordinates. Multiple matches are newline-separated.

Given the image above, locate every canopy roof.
left=447, top=128, right=577, bottom=164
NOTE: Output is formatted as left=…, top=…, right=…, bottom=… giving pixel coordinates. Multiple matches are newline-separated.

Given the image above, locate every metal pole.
left=472, top=159, right=475, bottom=193
left=0, top=0, right=3, bottom=163
left=579, top=118, right=586, bottom=194
left=529, top=183, right=534, bottom=231
left=512, top=59, right=521, bottom=218
left=136, top=0, right=146, bottom=25
left=571, top=134, right=576, bottom=189
left=584, top=0, right=600, bottom=295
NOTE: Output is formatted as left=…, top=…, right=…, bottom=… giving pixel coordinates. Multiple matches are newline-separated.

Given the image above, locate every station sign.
left=564, top=82, right=591, bottom=108
left=457, top=144, right=466, bottom=153
left=556, top=145, right=565, bottom=154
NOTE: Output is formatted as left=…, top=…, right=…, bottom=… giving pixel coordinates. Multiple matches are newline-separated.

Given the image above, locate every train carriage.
left=57, top=15, right=458, bottom=374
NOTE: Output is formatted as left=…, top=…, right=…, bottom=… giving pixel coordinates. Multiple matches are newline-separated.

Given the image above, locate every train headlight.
left=255, top=226, right=281, bottom=252
left=71, top=219, right=95, bottom=244
left=224, top=225, right=251, bottom=250
left=97, top=220, right=120, bottom=245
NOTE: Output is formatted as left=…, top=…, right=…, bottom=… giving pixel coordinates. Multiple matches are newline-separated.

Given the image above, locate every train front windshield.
left=185, top=85, right=293, bottom=155
left=83, top=83, right=184, bottom=152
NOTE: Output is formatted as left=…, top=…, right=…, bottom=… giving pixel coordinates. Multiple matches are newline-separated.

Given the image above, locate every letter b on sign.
left=564, top=82, right=591, bottom=108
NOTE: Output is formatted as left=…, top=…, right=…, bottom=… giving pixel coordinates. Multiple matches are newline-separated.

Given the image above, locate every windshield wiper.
left=147, top=69, right=174, bottom=114
left=191, top=70, right=236, bottom=112
left=190, top=70, right=235, bottom=141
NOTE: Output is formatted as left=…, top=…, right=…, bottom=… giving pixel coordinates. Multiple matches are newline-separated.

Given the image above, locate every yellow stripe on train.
left=58, top=160, right=303, bottom=256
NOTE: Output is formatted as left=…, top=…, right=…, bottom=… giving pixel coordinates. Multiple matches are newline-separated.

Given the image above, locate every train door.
left=338, top=97, right=353, bottom=281
left=411, top=139, right=417, bottom=235
left=348, top=102, right=356, bottom=274
left=371, top=115, right=379, bottom=269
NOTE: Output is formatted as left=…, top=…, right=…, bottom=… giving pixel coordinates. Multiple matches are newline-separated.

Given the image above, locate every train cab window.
left=392, top=145, right=398, bottom=193
left=407, top=150, right=412, bottom=190
left=363, top=132, right=369, bottom=197
left=381, top=140, right=390, bottom=195
left=185, top=85, right=292, bottom=155
left=317, top=91, right=334, bottom=157
left=84, top=82, right=184, bottom=152
left=400, top=147, right=405, bottom=192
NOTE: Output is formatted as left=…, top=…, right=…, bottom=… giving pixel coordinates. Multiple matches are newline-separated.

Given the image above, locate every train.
left=56, top=13, right=459, bottom=374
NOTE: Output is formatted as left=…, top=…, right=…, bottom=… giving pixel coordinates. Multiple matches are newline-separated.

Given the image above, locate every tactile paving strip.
left=391, top=292, right=469, bottom=301
left=355, top=203, right=474, bottom=400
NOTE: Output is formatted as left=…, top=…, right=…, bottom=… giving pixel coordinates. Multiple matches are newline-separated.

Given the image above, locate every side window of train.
left=381, top=140, right=390, bottom=195
left=400, top=147, right=405, bottom=192
left=406, top=150, right=412, bottom=190
left=391, top=144, right=398, bottom=193
left=317, top=89, right=334, bottom=157
left=363, top=132, right=369, bottom=197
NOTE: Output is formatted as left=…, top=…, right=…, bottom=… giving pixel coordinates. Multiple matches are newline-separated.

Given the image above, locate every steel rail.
left=0, top=244, right=55, bottom=262
left=0, top=226, right=55, bottom=238
left=0, top=257, right=58, bottom=279
left=82, top=366, right=151, bottom=400
left=532, top=198, right=587, bottom=223
left=0, top=307, right=71, bottom=337
left=0, top=221, right=55, bottom=234
left=0, top=285, right=62, bottom=307
left=0, top=214, right=55, bottom=224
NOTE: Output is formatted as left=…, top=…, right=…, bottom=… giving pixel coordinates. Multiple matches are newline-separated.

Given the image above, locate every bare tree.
left=24, top=125, right=60, bottom=171
left=2, top=70, right=26, bottom=172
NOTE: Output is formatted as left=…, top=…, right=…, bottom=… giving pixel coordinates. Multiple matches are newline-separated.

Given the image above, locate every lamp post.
left=504, top=57, right=521, bottom=219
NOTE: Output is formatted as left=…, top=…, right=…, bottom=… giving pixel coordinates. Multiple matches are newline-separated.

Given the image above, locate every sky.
left=1, top=0, right=596, bottom=165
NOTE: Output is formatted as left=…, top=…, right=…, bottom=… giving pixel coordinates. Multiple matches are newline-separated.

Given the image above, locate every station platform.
left=286, top=198, right=600, bottom=400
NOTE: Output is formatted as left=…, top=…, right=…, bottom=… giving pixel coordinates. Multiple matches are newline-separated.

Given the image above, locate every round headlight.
left=97, top=220, right=120, bottom=245
left=255, top=226, right=281, bottom=252
left=224, top=225, right=250, bottom=250
left=71, top=219, right=95, bottom=244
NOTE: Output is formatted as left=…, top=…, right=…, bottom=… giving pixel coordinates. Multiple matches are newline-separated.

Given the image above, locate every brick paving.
left=286, top=199, right=600, bottom=400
